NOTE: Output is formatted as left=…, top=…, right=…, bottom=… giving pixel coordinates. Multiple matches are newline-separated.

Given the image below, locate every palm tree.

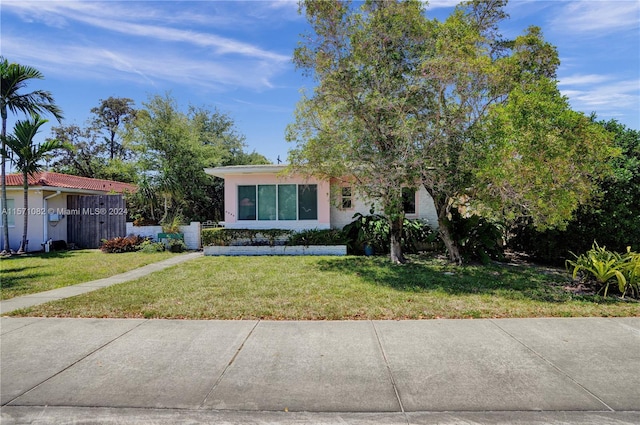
left=1, top=56, right=63, bottom=253
left=2, top=115, right=65, bottom=253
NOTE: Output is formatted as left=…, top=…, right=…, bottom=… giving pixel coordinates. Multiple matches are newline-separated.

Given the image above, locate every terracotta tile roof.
left=4, top=172, right=136, bottom=193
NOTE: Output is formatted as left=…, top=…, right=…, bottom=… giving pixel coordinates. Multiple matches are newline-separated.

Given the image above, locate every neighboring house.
left=205, top=164, right=438, bottom=231
left=1, top=172, right=136, bottom=252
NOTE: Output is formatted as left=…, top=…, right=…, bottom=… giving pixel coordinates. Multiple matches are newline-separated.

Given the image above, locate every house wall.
left=223, top=173, right=331, bottom=231
left=330, top=184, right=439, bottom=230
left=45, top=191, right=68, bottom=243
left=1, top=188, right=46, bottom=252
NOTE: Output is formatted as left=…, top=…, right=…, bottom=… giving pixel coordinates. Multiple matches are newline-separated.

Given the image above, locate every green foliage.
left=287, top=229, right=348, bottom=246
left=566, top=242, right=639, bottom=299
left=342, top=213, right=435, bottom=255
left=202, top=228, right=293, bottom=247
left=620, top=248, right=640, bottom=299
left=508, top=120, right=640, bottom=263
left=130, top=94, right=268, bottom=223
left=447, top=211, right=505, bottom=265
left=100, top=235, right=146, bottom=253
left=49, top=97, right=137, bottom=182
left=160, top=214, right=183, bottom=234
left=289, top=1, right=616, bottom=265
left=167, top=238, right=187, bottom=253
left=1, top=56, right=64, bottom=253
left=288, top=0, right=431, bottom=262
left=138, top=239, right=165, bottom=253
left=2, top=114, right=66, bottom=253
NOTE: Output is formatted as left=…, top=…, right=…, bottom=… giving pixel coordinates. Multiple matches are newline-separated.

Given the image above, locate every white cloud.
left=3, top=1, right=290, bottom=62
left=423, top=0, right=460, bottom=9
left=560, top=75, right=640, bottom=120
left=558, top=74, right=612, bottom=86
left=551, top=1, right=640, bottom=35
left=1, top=35, right=288, bottom=92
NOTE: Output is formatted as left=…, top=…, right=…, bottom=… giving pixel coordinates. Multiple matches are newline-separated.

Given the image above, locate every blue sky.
left=2, top=0, right=639, bottom=165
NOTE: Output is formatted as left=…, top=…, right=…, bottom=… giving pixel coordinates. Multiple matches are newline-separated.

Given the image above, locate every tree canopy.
left=287, top=0, right=616, bottom=264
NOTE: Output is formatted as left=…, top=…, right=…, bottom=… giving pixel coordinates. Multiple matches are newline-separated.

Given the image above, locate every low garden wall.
left=202, top=228, right=347, bottom=256
left=204, top=245, right=346, bottom=256
left=126, top=222, right=202, bottom=250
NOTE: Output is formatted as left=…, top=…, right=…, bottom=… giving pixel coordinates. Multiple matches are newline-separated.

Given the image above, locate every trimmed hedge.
left=202, top=228, right=294, bottom=247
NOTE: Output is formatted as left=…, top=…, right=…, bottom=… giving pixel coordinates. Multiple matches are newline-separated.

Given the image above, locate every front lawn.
left=10, top=255, right=639, bottom=319
left=0, top=249, right=182, bottom=300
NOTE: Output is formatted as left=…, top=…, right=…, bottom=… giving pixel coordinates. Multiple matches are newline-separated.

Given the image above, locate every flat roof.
left=204, top=164, right=287, bottom=178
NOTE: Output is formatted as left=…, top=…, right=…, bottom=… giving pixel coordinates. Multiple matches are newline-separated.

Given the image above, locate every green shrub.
left=101, top=235, right=146, bottom=253
left=342, top=213, right=436, bottom=255
left=447, top=211, right=505, bottom=264
left=287, top=229, right=348, bottom=246
left=566, top=242, right=639, bottom=298
left=138, top=239, right=165, bottom=253
left=168, top=238, right=187, bottom=253
left=509, top=120, right=640, bottom=264
left=202, top=228, right=293, bottom=247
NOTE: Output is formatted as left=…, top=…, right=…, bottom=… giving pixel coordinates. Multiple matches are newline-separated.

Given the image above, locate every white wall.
left=126, top=222, right=202, bottom=250
left=330, top=184, right=439, bottom=230
left=1, top=188, right=46, bottom=252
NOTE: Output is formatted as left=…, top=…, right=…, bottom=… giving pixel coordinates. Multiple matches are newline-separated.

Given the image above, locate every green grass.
left=0, top=249, right=182, bottom=300
left=9, top=255, right=639, bottom=319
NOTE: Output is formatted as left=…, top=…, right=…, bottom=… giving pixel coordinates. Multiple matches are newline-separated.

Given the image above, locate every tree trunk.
left=18, top=171, right=28, bottom=253
left=438, top=217, right=462, bottom=265
left=1, top=113, right=10, bottom=254
left=389, top=214, right=406, bottom=264
left=424, top=186, right=463, bottom=265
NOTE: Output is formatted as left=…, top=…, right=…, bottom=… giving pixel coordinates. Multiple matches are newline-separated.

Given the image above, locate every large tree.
left=413, top=1, right=614, bottom=263
left=289, top=0, right=615, bottom=264
left=1, top=115, right=65, bottom=253
left=131, top=94, right=267, bottom=223
left=90, top=96, right=136, bottom=160
left=0, top=57, right=63, bottom=254
left=288, top=0, right=430, bottom=263
left=50, top=97, right=138, bottom=182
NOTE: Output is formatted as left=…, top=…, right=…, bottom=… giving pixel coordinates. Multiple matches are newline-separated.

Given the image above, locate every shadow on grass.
left=0, top=251, right=78, bottom=295
left=315, top=255, right=620, bottom=304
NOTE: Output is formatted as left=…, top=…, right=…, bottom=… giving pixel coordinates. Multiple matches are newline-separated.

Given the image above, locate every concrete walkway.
left=0, top=252, right=203, bottom=314
left=1, top=317, right=639, bottom=424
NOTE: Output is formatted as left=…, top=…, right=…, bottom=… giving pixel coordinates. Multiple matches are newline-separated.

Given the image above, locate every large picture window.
left=238, top=186, right=256, bottom=220
left=258, top=185, right=276, bottom=220
left=278, top=185, right=297, bottom=220
left=238, top=184, right=317, bottom=221
left=298, top=184, right=318, bottom=220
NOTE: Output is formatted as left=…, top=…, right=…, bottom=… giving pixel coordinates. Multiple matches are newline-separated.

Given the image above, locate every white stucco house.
left=1, top=172, right=136, bottom=252
left=204, top=164, right=438, bottom=231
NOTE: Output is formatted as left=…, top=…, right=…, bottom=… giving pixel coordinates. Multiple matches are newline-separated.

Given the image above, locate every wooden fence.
left=67, top=195, right=127, bottom=249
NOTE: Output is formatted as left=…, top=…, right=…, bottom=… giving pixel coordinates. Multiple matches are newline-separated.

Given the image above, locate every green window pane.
left=278, top=185, right=297, bottom=220
left=238, top=186, right=256, bottom=220
left=298, top=184, right=317, bottom=220
left=258, top=185, right=276, bottom=220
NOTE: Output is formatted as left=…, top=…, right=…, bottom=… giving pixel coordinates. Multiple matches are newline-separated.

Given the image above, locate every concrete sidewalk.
left=1, top=317, right=639, bottom=424
left=0, top=252, right=203, bottom=314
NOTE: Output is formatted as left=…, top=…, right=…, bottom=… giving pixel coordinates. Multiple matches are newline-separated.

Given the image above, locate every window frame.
left=340, top=186, right=353, bottom=210
left=237, top=184, right=318, bottom=221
